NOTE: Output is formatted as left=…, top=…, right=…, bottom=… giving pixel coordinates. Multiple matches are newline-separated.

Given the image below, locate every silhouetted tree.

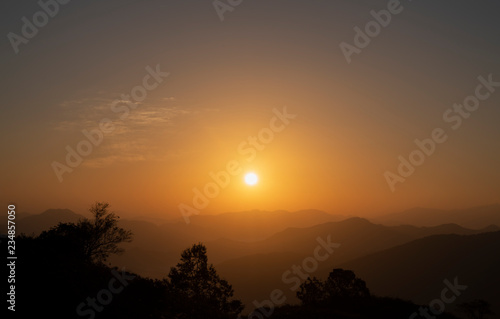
left=39, top=202, right=132, bottom=264
left=458, top=299, right=494, bottom=319
left=297, top=268, right=370, bottom=308
left=167, top=243, right=244, bottom=318
left=82, top=202, right=133, bottom=263
left=324, top=268, right=370, bottom=299
left=296, top=277, right=325, bottom=306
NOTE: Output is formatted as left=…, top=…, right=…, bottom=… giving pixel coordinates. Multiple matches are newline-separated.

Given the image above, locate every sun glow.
left=244, top=172, right=258, bottom=186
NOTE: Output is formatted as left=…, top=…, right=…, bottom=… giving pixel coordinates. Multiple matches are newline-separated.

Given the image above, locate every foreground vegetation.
left=15, top=202, right=490, bottom=319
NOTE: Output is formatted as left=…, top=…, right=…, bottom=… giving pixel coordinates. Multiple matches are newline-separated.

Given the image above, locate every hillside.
left=214, top=220, right=498, bottom=312
left=338, top=231, right=500, bottom=317
left=4, top=209, right=84, bottom=235
left=373, top=204, right=500, bottom=228
left=5, top=206, right=499, bottom=317
left=112, top=217, right=496, bottom=279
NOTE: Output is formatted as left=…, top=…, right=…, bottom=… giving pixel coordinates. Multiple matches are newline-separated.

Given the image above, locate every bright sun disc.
left=244, top=172, right=258, bottom=186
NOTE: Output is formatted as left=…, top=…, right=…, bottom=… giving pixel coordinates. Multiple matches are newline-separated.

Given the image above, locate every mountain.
left=109, top=217, right=498, bottom=278
left=5, top=206, right=499, bottom=317
left=15, top=211, right=33, bottom=220
left=338, top=231, right=500, bottom=317
left=108, top=246, right=179, bottom=279
left=111, top=217, right=495, bottom=280
left=1, top=209, right=85, bottom=235
left=387, top=223, right=499, bottom=237
left=185, top=209, right=347, bottom=241
left=372, top=204, right=500, bottom=228
left=214, top=219, right=499, bottom=312
left=211, top=218, right=496, bottom=263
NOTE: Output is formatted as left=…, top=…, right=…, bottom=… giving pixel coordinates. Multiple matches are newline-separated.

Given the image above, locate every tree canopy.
left=39, top=202, right=132, bottom=264
left=167, top=243, right=244, bottom=318
left=297, top=268, right=370, bottom=307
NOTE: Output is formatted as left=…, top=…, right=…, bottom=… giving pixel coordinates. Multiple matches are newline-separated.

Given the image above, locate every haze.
left=2, top=2, right=500, bottom=318
left=2, top=1, right=499, bottom=220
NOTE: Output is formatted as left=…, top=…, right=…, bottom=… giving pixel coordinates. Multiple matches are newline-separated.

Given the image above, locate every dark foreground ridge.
left=6, top=202, right=495, bottom=319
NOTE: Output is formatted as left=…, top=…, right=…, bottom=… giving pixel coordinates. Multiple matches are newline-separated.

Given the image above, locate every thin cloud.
left=52, top=95, right=212, bottom=167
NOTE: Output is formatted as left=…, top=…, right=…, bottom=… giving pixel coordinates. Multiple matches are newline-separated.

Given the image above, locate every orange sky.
left=1, top=1, right=499, bottom=220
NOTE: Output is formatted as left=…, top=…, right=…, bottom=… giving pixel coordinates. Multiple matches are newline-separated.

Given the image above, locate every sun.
left=244, top=172, right=258, bottom=186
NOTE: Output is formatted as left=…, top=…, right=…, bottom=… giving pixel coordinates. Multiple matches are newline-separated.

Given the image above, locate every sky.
left=1, top=0, right=499, bottom=220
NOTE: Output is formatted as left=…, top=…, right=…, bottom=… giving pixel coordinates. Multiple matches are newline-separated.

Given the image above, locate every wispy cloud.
left=82, top=154, right=147, bottom=168
left=52, top=95, right=216, bottom=167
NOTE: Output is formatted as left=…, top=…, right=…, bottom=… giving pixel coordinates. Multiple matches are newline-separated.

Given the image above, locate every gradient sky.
left=1, top=0, right=499, bottom=219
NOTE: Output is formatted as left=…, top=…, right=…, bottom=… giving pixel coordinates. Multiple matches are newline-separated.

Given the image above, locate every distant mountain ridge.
left=2, top=206, right=499, bottom=315
left=212, top=218, right=499, bottom=311
left=8, top=204, right=500, bottom=237
left=4, top=209, right=85, bottom=235
left=372, top=204, right=500, bottom=228
left=338, top=231, right=500, bottom=317
left=184, top=209, right=347, bottom=241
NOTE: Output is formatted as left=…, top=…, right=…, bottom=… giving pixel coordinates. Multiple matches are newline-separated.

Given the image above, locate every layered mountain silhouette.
left=102, top=214, right=499, bottom=279
left=214, top=219, right=499, bottom=313
left=372, top=204, right=500, bottom=228
left=338, top=231, right=500, bottom=316
left=4, top=205, right=499, bottom=317
left=2, top=208, right=84, bottom=235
